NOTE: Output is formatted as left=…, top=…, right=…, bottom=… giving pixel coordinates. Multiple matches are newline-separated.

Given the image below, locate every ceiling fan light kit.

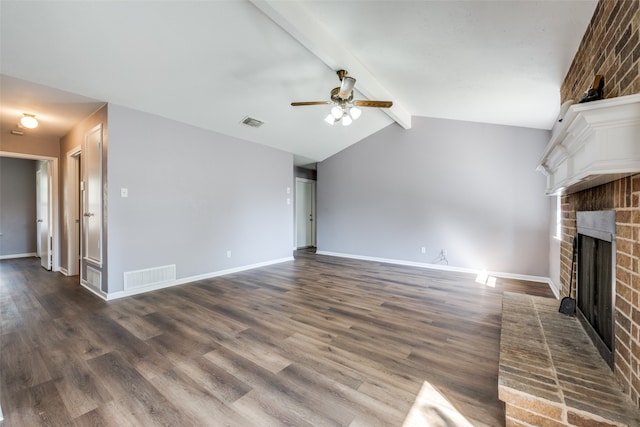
left=324, top=114, right=337, bottom=125
left=324, top=105, right=361, bottom=126
left=292, top=70, right=392, bottom=127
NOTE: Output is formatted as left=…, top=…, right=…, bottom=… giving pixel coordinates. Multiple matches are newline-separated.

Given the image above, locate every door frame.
left=0, top=151, right=60, bottom=271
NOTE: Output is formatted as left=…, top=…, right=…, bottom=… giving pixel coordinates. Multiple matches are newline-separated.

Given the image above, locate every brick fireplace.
left=499, top=2, right=640, bottom=424
left=560, top=178, right=640, bottom=408
left=556, top=0, right=640, bottom=409
left=504, top=91, right=640, bottom=424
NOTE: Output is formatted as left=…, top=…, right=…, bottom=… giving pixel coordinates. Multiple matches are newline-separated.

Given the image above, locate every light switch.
left=121, top=188, right=128, bottom=198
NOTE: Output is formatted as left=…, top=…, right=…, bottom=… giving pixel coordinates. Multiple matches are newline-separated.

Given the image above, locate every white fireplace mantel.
left=537, top=93, right=640, bottom=195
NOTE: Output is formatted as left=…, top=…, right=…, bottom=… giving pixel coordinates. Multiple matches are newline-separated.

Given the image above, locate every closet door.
left=84, top=124, right=103, bottom=265
left=36, top=161, right=52, bottom=270
left=296, top=178, right=316, bottom=248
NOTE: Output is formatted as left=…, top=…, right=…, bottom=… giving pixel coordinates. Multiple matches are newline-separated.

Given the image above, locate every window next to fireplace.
left=576, top=210, right=616, bottom=369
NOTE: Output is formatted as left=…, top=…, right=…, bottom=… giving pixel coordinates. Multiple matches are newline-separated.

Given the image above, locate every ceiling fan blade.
left=338, top=76, right=356, bottom=99
left=291, top=101, right=333, bottom=106
left=353, top=100, right=393, bottom=108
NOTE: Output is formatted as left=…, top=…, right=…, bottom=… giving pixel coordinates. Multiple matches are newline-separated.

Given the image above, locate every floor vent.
left=86, top=266, right=101, bottom=290
left=124, top=264, right=176, bottom=290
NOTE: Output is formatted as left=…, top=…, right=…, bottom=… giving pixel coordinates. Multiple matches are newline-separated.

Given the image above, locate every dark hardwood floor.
left=0, top=252, right=554, bottom=426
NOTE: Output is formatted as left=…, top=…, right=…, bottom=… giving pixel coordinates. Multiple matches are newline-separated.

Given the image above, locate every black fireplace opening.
left=576, top=210, right=616, bottom=369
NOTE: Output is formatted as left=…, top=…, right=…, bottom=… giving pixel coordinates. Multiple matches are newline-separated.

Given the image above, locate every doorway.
left=0, top=151, right=59, bottom=271
left=295, top=178, right=316, bottom=249
left=64, top=124, right=103, bottom=292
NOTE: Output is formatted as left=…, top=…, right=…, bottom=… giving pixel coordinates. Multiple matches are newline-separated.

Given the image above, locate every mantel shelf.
left=537, top=93, right=640, bottom=195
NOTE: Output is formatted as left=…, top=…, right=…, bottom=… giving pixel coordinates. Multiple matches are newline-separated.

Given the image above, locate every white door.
left=36, top=161, right=52, bottom=270
left=296, top=179, right=316, bottom=248
left=67, top=151, right=81, bottom=276
left=84, top=125, right=103, bottom=265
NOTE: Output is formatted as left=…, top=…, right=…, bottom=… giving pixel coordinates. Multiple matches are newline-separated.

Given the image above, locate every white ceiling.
left=0, top=0, right=597, bottom=165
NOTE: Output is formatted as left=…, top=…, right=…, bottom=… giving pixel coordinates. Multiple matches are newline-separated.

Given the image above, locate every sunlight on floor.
left=402, top=381, right=474, bottom=427
left=475, top=269, right=496, bottom=288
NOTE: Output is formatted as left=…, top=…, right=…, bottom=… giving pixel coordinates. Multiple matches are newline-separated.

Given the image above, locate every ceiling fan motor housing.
left=290, top=69, right=392, bottom=110
left=331, top=87, right=353, bottom=103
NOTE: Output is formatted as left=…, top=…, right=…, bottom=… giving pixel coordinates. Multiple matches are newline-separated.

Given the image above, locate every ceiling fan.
left=291, top=70, right=393, bottom=126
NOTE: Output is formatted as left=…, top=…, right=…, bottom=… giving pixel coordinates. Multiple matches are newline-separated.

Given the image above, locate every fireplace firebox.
left=576, top=210, right=616, bottom=368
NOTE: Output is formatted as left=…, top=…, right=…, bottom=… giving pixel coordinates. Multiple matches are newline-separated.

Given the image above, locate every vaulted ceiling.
left=1, top=0, right=597, bottom=165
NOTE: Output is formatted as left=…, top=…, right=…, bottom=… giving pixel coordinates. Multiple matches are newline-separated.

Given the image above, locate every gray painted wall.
left=0, top=157, right=37, bottom=257
left=106, top=104, right=294, bottom=293
left=318, top=116, right=552, bottom=277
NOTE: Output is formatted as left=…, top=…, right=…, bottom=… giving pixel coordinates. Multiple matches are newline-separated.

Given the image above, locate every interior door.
left=36, top=161, right=52, bottom=270
left=67, top=151, right=81, bottom=276
left=296, top=179, right=316, bottom=248
left=84, top=124, right=103, bottom=265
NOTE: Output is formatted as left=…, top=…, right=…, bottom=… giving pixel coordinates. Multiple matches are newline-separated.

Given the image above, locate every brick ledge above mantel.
left=498, top=292, right=639, bottom=427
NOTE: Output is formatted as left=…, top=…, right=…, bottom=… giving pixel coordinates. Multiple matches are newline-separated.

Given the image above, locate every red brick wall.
left=561, top=0, right=640, bottom=104
left=559, top=0, right=640, bottom=408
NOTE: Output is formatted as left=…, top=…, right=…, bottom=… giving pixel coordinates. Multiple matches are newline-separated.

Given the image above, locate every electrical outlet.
left=421, top=247, right=426, bottom=254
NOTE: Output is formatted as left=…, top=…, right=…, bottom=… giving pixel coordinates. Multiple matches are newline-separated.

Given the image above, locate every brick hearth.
left=499, top=292, right=639, bottom=427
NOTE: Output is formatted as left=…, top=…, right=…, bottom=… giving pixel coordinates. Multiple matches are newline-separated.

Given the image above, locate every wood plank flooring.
left=0, top=252, right=554, bottom=426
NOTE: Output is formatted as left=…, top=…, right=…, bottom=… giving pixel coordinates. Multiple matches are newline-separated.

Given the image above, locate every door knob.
left=83, top=212, right=94, bottom=217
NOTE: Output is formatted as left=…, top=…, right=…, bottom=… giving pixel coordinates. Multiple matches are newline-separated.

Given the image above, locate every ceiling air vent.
left=241, top=116, right=264, bottom=128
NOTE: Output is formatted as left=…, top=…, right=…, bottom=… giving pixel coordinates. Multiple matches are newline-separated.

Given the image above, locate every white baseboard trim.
left=80, top=280, right=109, bottom=300
left=547, top=279, right=560, bottom=299
left=316, top=251, right=557, bottom=297
left=0, top=252, right=37, bottom=260
left=103, top=257, right=295, bottom=301
left=60, top=268, right=80, bottom=277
